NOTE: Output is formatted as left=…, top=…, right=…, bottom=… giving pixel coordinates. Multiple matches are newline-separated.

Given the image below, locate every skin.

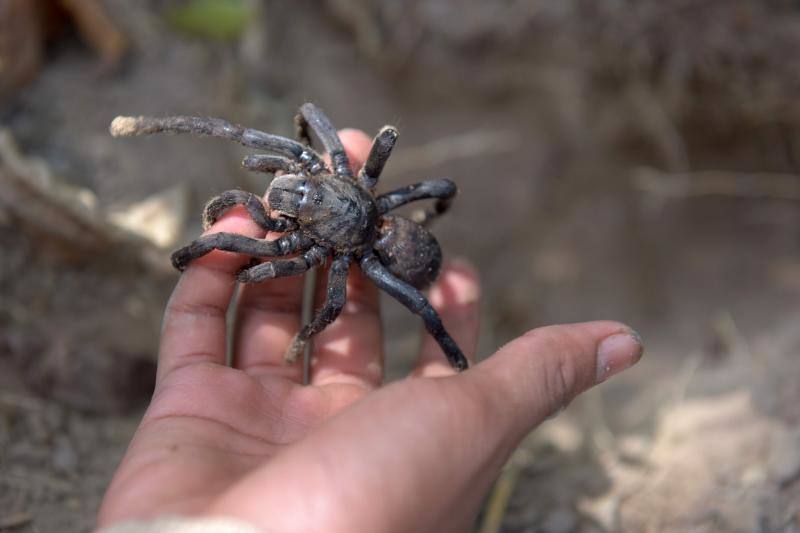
left=97, top=129, right=644, bottom=533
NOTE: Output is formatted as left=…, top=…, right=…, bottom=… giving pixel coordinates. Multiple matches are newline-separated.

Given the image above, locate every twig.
left=712, top=311, right=757, bottom=363
left=389, top=130, right=519, bottom=175
left=0, top=393, right=44, bottom=412
left=478, top=464, right=521, bottom=533
left=0, top=511, right=32, bottom=529
left=58, top=0, right=128, bottom=67
left=629, top=81, right=690, bottom=173
left=0, top=129, right=111, bottom=249
left=0, top=128, right=171, bottom=273
left=586, top=390, right=618, bottom=454
left=669, top=350, right=703, bottom=408
left=4, top=470, right=73, bottom=493
left=632, top=167, right=800, bottom=201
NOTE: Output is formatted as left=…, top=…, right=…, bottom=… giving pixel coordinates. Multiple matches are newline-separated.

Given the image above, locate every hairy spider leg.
left=294, top=112, right=313, bottom=147
left=109, top=115, right=325, bottom=174
left=375, top=178, right=457, bottom=226
left=297, top=103, right=353, bottom=179
left=359, top=126, right=398, bottom=190
left=284, top=255, right=351, bottom=363
left=171, top=231, right=310, bottom=271
left=237, top=245, right=329, bottom=283
left=242, top=154, right=301, bottom=175
left=360, top=253, right=469, bottom=371
left=202, top=190, right=296, bottom=232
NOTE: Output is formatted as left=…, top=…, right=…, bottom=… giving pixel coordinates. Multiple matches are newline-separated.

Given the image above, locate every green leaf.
left=165, top=0, right=253, bottom=41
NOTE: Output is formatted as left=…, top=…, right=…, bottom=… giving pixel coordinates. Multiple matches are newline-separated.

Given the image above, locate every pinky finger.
left=411, top=259, right=481, bottom=378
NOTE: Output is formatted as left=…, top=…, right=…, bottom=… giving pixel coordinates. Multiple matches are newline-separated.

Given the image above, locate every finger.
left=310, top=129, right=385, bottom=389
left=158, top=207, right=266, bottom=384
left=336, top=128, right=371, bottom=170
left=412, top=259, right=481, bottom=378
left=233, top=256, right=306, bottom=380
left=309, top=263, right=383, bottom=388
left=464, top=321, right=644, bottom=444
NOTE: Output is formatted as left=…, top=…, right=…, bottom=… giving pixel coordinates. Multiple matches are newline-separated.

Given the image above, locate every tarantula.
left=110, top=103, right=468, bottom=371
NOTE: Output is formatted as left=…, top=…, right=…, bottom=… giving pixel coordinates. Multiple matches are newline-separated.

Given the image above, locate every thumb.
left=465, top=321, right=643, bottom=442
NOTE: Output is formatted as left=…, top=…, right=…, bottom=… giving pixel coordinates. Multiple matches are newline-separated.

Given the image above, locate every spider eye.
left=296, top=180, right=314, bottom=204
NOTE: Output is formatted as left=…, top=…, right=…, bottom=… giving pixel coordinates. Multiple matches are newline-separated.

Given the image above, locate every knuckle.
left=541, top=353, right=577, bottom=412
left=239, top=284, right=303, bottom=315
left=165, top=298, right=226, bottom=321
left=521, top=325, right=585, bottom=411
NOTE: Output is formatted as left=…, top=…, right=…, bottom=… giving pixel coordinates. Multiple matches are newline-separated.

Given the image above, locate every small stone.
left=542, top=507, right=579, bottom=533
left=577, top=494, right=619, bottom=532
left=52, top=435, right=78, bottom=473
left=537, top=418, right=584, bottom=454
left=740, top=465, right=766, bottom=487
left=617, top=434, right=651, bottom=464
left=768, top=427, right=800, bottom=484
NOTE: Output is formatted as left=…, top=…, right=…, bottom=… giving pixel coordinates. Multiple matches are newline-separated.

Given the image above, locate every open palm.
left=98, top=131, right=643, bottom=533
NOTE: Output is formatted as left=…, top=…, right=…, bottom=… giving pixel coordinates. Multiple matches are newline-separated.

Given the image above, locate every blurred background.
left=1, top=0, right=799, bottom=531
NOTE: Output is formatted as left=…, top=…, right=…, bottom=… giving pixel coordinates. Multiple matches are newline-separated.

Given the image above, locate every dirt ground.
left=1, top=1, right=799, bottom=531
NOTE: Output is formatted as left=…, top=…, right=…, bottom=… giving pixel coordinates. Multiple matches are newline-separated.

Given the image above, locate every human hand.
left=97, top=130, right=643, bottom=533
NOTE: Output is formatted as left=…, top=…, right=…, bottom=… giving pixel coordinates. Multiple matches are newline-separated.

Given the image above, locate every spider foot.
left=171, top=244, right=196, bottom=271
left=284, top=334, right=306, bottom=364
left=236, top=262, right=274, bottom=283
left=448, top=350, right=469, bottom=372
left=202, top=191, right=255, bottom=230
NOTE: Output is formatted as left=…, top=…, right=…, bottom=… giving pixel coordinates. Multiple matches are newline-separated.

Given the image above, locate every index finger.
left=157, top=207, right=266, bottom=384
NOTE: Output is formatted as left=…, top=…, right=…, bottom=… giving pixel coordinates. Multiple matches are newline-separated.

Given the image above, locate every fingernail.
left=596, top=329, right=644, bottom=382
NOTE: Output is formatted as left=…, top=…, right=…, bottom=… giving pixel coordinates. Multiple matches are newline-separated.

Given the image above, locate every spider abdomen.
left=375, top=215, right=442, bottom=289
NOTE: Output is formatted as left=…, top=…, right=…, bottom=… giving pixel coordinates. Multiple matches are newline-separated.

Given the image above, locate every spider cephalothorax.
left=110, top=103, right=467, bottom=371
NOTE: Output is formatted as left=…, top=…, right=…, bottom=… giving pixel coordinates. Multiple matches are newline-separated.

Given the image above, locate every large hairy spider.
left=110, top=103, right=468, bottom=371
